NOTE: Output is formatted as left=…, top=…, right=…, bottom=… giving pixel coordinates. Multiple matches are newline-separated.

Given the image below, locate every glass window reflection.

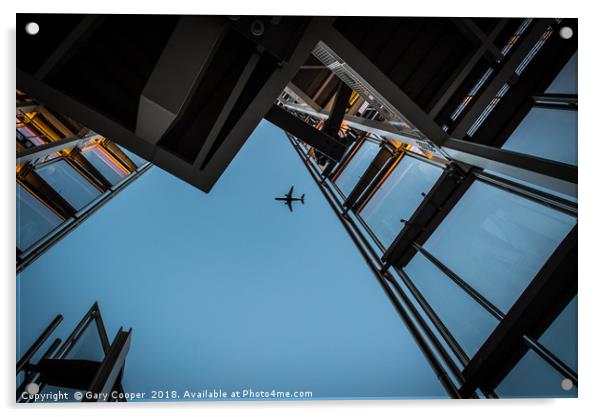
left=81, top=145, right=129, bottom=185
left=538, top=296, right=577, bottom=372
left=16, top=183, right=63, bottom=251
left=36, top=160, right=101, bottom=211
left=496, top=349, right=577, bottom=398
left=502, top=107, right=577, bottom=166
left=360, top=155, right=443, bottom=248
left=423, top=181, right=576, bottom=313
left=335, top=140, right=380, bottom=196
left=404, top=251, right=500, bottom=357
left=546, top=52, right=577, bottom=95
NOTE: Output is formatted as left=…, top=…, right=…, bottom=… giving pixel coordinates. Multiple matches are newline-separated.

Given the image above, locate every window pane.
left=423, top=181, right=576, bottom=313
left=81, top=145, right=129, bottom=185
left=65, top=320, right=106, bottom=362
left=361, top=155, right=443, bottom=248
left=496, top=349, right=577, bottom=398
left=482, top=170, right=577, bottom=204
left=546, top=52, right=577, bottom=95
left=538, top=296, right=577, bottom=372
left=120, top=146, right=147, bottom=168
left=404, top=251, right=500, bottom=357
left=36, top=160, right=101, bottom=211
left=335, top=140, right=380, bottom=196
left=16, top=183, right=63, bottom=251
left=502, top=107, right=577, bottom=166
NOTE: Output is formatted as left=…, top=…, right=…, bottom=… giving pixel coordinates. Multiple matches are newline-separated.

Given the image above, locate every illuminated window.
left=422, top=181, right=576, bottom=313
left=36, top=159, right=101, bottom=211
left=16, top=183, right=63, bottom=251
left=360, top=155, right=443, bottom=248
left=81, top=145, right=129, bottom=185
left=335, top=140, right=380, bottom=196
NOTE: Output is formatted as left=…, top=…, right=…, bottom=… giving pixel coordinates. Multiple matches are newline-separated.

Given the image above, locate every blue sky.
left=17, top=120, right=446, bottom=400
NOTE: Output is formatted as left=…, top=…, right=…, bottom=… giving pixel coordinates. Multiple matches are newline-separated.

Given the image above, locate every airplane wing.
left=286, top=186, right=294, bottom=198
left=286, top=199, right=293, bottom=212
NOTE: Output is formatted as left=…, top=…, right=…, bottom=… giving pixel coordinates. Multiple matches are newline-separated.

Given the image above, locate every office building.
left=16, top=90, right=151, bottom=272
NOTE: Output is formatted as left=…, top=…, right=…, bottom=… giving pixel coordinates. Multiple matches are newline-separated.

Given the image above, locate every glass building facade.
left=276, top=16, right=577, bottom=398
left=16, top=91, right=151, bottom=272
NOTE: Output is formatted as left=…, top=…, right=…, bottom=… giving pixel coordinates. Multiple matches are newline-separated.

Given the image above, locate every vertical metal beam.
left=322, top=81, right=353, bottom=137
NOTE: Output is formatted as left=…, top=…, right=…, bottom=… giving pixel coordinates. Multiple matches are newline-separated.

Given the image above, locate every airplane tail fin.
left=301, top=194, right=305, bottom=204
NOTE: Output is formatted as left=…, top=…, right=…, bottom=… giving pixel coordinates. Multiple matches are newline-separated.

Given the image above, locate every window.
left=546, top=52, right=577, bottom=95
left=360, top=155, right=443, bottom=248
left=496, top=349, right=577, bottom=398
left=120, top=146, right=147, bottom=168
left=502, top=107, right=577, bottom=166
left=502, top=52, right=577, bottom=166
left=16, top=183, right=63, bottom=251
left=538, top=296, right=577, bottom=372
left=36, top=160, right=101, bottom=211
left=334, top=140, right=380, bottom=196
left=404, top=251, right=500, bottom=357
left=81, top=145, right=129, bottom=185
left=422, top=180, right=576, bottom=313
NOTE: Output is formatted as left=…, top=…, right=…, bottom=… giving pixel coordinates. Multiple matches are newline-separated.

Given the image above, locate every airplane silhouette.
left=275, top=186, right=305, bottom=212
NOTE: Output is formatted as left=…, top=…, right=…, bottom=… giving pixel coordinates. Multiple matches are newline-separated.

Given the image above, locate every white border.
left=2, top=1, right=600, bottom=416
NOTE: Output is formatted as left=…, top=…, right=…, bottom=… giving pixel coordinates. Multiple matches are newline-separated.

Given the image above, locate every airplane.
left=275, top=186, right=305, bottom=212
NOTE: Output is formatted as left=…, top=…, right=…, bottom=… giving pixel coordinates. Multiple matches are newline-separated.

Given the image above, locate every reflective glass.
left=16, top=183, right=63, bottom=251
left=335, top=140, right=380, bottom=196
left=361, top=155, right=443, bottom=248
left=502, top=107, right=577, bottom=166
left=404, top=251, right=500, bottom=357
left=65, top=319, right=106, bottom=362
left=539, top=296, right=577, bottom=372
left=81, top=145, right=129, bottom=185
left=423, top=181, right=576, bottom=313
left=496, top=349, right=577, bottom=398
left=546, top=52, right=577, bottom=94
left=120, top=146, right=147, bottom=168
left=36, top=160, right=101, bottom=211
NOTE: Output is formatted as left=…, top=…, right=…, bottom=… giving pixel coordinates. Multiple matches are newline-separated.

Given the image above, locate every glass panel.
left=482, top=170, right=577, bottom=204
left=16, top=183, right=63, bottom=251
left=423, top=180, right=576, bottom=313
left=65, top=319, right=106, bottom=362
left=360, top=155, right=443, bottom=248
left=496, top=349, right=577, bottom=398
left=546, top=52, right=577, bottom=95
left=16, top=122, right=46, bottom=148
left=81, top=145, right=129, bottom=185
left=36, top=160, right=101, bottom=211
left=538, top=296, right=577, bottom=372
left=404, top=251, right=500, bottom=357
left=335, top=140, right=380, bottom=196
left=502, top=107, right=577, bottom=166
left=120, top=146, right=147, bottom=168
